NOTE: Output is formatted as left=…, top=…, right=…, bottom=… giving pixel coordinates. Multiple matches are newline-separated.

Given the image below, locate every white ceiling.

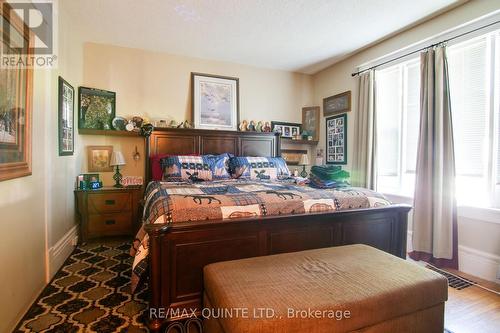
left=63, top=0, right=459, bottom=74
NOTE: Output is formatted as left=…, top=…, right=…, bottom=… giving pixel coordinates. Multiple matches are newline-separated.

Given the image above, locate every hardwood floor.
left=444, top=270, right=500, bottom=333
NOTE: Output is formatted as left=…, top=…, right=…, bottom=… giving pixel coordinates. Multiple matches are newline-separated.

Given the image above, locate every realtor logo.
left=1, top=0, right=57, bottom=68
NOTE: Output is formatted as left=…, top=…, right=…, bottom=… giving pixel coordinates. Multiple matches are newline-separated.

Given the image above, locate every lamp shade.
left=299, top=154, right=309, bottom=166
left=110, top=151, right=126, bottom=166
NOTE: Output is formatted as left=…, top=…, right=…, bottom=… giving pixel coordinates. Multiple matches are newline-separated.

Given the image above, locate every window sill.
left=381, top=192, right=500, bottom=225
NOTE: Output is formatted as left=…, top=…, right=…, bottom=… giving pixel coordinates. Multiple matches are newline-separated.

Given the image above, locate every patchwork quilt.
left=129, top=179, right=391, bottom=292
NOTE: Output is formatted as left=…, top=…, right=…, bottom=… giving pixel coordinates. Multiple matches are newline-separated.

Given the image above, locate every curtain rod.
left=351, top=19, right=500, bottom=77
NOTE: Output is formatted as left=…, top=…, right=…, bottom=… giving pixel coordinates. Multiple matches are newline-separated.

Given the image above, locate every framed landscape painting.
left=0, top=2, right=33, bottom=181
left=191, top=73, right=239, bottom=131
left=58, top=77, right=74, bottom=156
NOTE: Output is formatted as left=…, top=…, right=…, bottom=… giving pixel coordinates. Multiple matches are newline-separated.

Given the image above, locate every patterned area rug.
left=15, top=239, right=149, bottom=333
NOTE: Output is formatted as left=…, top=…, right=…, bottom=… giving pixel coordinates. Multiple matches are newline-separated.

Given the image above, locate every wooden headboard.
left=145, top=128, right=281, bottom=183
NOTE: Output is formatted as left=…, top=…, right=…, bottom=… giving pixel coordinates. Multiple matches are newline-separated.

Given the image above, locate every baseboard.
left=407, top=230, right=413, bottom=252
left=47, top=225, right=78, bottom=281
left=458, top=245, right=500, bottom=283
left=407, top=231, right=500, bottom=282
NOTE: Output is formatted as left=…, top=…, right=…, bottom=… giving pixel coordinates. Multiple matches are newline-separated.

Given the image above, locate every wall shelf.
left=78, top=128, right=142, bottom=137
left=281, top=138, right=318, bottom=145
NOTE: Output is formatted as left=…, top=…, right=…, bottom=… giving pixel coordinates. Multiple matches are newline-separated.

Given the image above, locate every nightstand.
left=75, top=186, right=142, bottom=243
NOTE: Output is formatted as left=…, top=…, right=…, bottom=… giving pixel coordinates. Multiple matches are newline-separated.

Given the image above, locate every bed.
left=134, top=128, right=412, bottom=332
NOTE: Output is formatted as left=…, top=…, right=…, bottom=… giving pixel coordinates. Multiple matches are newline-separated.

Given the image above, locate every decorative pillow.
left=150, top=154, right=198, bottom=181
left=160, top=154, right=231, bottom=181
left=228, top=156, right=290, bottom=180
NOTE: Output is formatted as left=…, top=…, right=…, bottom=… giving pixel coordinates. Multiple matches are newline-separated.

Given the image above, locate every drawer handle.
left=105, top=199, right=115, bottom=205
left=105, top=220, right=116, bottom=225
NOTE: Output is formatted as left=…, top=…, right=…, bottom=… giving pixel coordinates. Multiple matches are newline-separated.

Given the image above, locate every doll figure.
left=263, top=121, right=271, bottom=132
left=239, top=120, right=248, bottom=131
left=248, top=120, right=256, bottom=131
left=255, top=121, right=263, bottom=132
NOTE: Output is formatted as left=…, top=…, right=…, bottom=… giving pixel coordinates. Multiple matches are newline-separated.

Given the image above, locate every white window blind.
left=448, top=37, right=489, bottom=177
left=376, top=67, right=401, bottom=177
left=376, top=58, right=420, bottom=196
left=404, top=61, right=420, bottom=174
left=448, top=35, right=494, bottom=206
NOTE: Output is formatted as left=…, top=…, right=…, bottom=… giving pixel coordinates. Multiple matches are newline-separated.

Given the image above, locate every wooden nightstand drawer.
left=88, top=213, right=132, bottom=236
left=88, top=192, right=131, bottom=214
left=75, top=186, right=142, bottom=243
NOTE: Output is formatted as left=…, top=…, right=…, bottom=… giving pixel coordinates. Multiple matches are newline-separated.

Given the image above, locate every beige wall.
left=81, top=43, right=314, bottom=185
left=0, top=2, right=85, bottom=331
left=0, top=68, right=49, bottom=333
left=313, top=0, right=500, bottom=279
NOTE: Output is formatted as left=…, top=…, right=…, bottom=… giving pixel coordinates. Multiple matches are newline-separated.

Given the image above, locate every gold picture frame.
left=0, top=1, right=34, bottom=181
left=87, top=146, right=113, bottom=172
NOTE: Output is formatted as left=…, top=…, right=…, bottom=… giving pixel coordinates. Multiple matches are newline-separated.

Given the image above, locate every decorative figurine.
left=155, top=119, right=168, bottom=128
left=169, top=120, right=178, bottom=128
left=239, top=120, right=248, bottom=131
left=183, top=120, right=193, bottom=128
left=132, top=116, right=144, bottom=131
left=263, top=121, right=271, bottom=132
left=140, top=123, right=154, bottom=137
left=248, top=120, right=256, bottom=131
left=125, top=120, right=135, bottom=131
left=255, top=121, right=263, bottom=132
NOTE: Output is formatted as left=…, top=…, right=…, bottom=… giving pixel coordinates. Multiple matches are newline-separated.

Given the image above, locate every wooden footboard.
left=144, top=204, right=412, bottom=332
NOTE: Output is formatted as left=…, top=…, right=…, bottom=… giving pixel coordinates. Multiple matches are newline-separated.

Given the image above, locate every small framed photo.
left=191, top=72, right=239, bottom=131
left=87, top=145, right=113, bottom=172
left=323, top=91, right=351, bottom=116
left=58, top=77, right=74, bottom=156
left=78, top=87, right=116, bottom=130
left=326, top=113, right=347, bottom=165
left=271, top=121, right=301, bottom=138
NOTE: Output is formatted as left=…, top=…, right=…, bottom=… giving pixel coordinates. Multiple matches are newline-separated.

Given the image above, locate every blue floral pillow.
left=160, top=154, right=231, bottom=181
left=228, top=156, right=290, bottom=180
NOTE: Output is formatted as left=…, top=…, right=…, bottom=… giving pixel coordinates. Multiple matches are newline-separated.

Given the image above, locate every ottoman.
left=203, top=244, right=448, bottom=333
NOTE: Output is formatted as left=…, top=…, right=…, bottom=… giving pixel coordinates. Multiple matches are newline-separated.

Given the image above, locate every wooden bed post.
left=145, top=223, right=170, bottom=333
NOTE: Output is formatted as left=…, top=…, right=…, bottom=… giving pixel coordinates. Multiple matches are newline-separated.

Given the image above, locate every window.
left=448, top=34, right=495, bottom=207
left=375, top=29, right=500, bottom=208
left=376, top=58, right=420, bottom=197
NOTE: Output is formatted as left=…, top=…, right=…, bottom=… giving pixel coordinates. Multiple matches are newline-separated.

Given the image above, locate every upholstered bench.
left=203, top=244, right=448, bottom=333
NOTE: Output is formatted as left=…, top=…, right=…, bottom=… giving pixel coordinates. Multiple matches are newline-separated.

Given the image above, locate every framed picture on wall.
left=0, top=2, right=33, bottom=181
left=271, top=121, right=301, bottom=139
left=78, top=87, right=116, bottom=130
left=87, top=145, right=114, bottom=172
left=302, top=106, right=320, bottom=140
left=326, top=113, right=347, bottom=165
left=58, top=77, right=74, bottom=156
left=323, top=91, right=351, bottom=116
left=191, top=73, right=239, bottom=131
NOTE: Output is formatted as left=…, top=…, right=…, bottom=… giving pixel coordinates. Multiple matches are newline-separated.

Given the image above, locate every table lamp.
left=110, top=151, right=126, bottom=188
left=299, top=154, right=309, bottom=178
